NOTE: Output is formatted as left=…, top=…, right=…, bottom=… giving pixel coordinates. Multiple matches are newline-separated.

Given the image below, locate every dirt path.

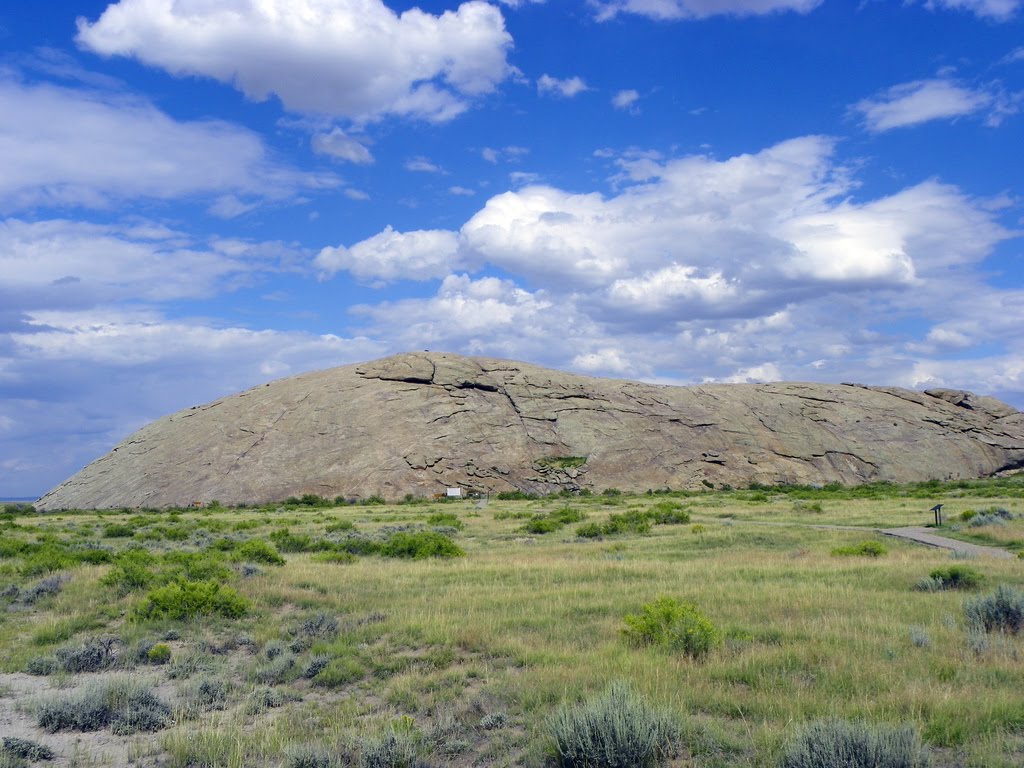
left=880, top=526, right=1016, bottom=559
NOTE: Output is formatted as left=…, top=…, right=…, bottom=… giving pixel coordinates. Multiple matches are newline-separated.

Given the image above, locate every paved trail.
left=880, top=526, right=1016, bottom=559
left=698, top=517, right=1015, bottom=559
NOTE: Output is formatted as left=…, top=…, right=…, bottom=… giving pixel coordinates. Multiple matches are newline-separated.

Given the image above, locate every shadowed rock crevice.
left=36, top=352, right=1024, bottom=509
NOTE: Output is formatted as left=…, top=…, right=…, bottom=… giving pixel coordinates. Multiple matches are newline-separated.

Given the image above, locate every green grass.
left=3, top=479, right=1024, bottom=766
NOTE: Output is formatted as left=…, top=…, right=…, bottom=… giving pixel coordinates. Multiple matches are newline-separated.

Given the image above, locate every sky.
left=1, top=0, right=1023, bottom=498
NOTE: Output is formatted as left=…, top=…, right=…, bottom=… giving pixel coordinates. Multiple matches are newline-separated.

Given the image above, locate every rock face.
left=37, top=352, right=1024, bottom=509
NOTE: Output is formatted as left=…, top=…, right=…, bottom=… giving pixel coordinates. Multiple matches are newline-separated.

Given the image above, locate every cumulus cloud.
left=612, top=89, right=640, bottom=110
left=852, top=78, right=1012, bottom=131
left=537, top=74, right=589, bottom=98
left=1, top=308, right=383, bottom=496
left=315, top=226, right=464, bottom=282
left=325, top=136, right=1017, bottom=401
left=76, top=0, right=513, bottom=123
left=0, top=77, right=336, bottom=211
left=0, top=218, right=300, bottom=311
left=921, top=0, right=1021, bottom=20
left=311, top=128, right=374, bottom=164
left=591, top=0, right=823, bottom=21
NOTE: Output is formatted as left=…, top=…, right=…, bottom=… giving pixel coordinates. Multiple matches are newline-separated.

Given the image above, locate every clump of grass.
left=547, top=681, right=681, bottom=768
left=183, top=677, right=229, bottom=712
left=325, top=519, right=356, bottom=533
left=358, top=728, right=419, bottom=768
left=622, top=596, right=720, bottom=659
left=831, top=541, right=887, bottom=557
left=963, top=584, right=1024, bottom=634
left=37, top=677, right=170, bottom=734
left=25, top=656, right=57, bottom=676
left=135, top=580, right=248, bottom=620
left=312, top=657, right=365, bottom=688
left=426, top=512, right=463, bottom=530
left=102, top=523, right=135, bottom=538
left=779, top=718, right=929, bottom=768
left=286, top=744, right=336, bottom=768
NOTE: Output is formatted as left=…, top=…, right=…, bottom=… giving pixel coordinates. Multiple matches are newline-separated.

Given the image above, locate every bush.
left=135, top=580, right=248, bottom=620
left=547, top=681, right=681, bottom=768
left=831, top=541, right=887, bottom=557
left=325, top=520, right=355, bottom=533
left=779, top=718, right=929, bottom=768
left=2, top=737, right=54, bottom=761
left=101, top=549, right=156, bottom=594
left=524, top=517, right=562, bottom=534
left=56, top=637, right=118, bottom=673
left=648, top=501, right=690, bottom=525
left=427, top=512, right=463, bottom=530
left=286, top=744, right=335, bottom=768
left=21, top=575, right=67, bottom=605
left=37, top=678, right=170, bottom=734
left=147, top=643, right=172, bottom=664
left=25, top=656, right=57, bottom=676
left=186, top=677, right=229, bottom=711
left=234, top=539, right=286, bottom=566
left=964, top=584, right=1024, bottom=634
left=622, top=597, right=720, bottom=659
left=927, top=565, right=983, bottom=591
left=380, top=531, right=463, bottom=559
left=102, top=523, right=134, bottom=538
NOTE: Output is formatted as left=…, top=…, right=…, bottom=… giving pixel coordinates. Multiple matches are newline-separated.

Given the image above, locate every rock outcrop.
left=37, top=352, right=1024, bottom=509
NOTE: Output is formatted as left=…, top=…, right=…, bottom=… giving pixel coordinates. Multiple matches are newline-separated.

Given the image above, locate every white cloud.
left=0, top=77, right=336, bottom=211
left=922, top=0, right=1021, bottom=20
left=449, top=186, right=476, bottom=196
left=405, top=157, right=444, bottom=173
left=1005, top=47, right=1024, bottom=63
left=312, top=128, right=374, bottom=165
left=0, top=218, right=300, bottom=311
left=537, top=74, right=589, bottom=98
left=481, top=146, right=529, bottom=163
left=612, top=89, right=640, bottom=110
left=1, top=308, right=383, bottom=496
left=328, top=137, right=1016, bottom=399
left=853, top=79, right=1000, bottom=132
left=76, top=0, right=513, bottom=123
left=343, top=188, right=370, bottom=201
left=316, top=226, right=464, bottom=282
left=591, top=0, right=822, bottom=21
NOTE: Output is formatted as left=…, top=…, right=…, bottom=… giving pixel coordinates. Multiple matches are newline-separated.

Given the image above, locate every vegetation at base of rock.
left=622, top=596, right=720, bottom=659
left=831, top=540, right=888, bottom=557
left=963, top=584, right=1024, bottom=634
left=134, top=579, right=248, bottom=620
left=547, top=682, right=681, bottom=768
left=779, top=719, right=929, bottom=768
left=536, top=456, right=588, bottom=470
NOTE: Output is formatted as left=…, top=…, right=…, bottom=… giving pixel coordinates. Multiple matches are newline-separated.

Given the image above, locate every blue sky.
left=1, top=0, right=1022, bottom=498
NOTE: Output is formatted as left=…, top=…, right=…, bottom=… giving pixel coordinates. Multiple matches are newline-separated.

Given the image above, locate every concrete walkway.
left=881, top=526, right=1016, bottom=559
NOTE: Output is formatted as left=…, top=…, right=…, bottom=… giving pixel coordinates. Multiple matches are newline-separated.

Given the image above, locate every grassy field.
left=1, top=478, right=1023, bottom=767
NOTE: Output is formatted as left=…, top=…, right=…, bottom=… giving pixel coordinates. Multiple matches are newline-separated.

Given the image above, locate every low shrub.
left=547, top=681, right=681, bottom=768
left=56, top=637, right=118, bottom=673
left=233, top=539, right=286, bottom=566
left=135, top=580, right=248, bottom=620
left=186, top=677, right=229, bottom=711
left=102, top=523, right=135, bottom=538
left=779, top=718, right=929, bottom=768
left=495, top=490, right=539, bottom=501
left=303, top=654, right=331, bottom=679
left=927, top=565, right=983, bottom=591
left=325, top=520, right=355, bottom=533
left=21, top=575, right=67, bottom=605
left=270, top=528, right=325, bottom=553
left=964, top=584, right=1024, bottom=634
left=380, top=531, right=463, bottom=559
left=358, top=728, right=419, bottom=768
left=25, top=656, right=57, bottom=676
left=524, top=517, right=562, bottom=534
left=37, top=678, right=170, bottom=734
left=622, top=596, right=720, bottom=659
left=2, top=736, right=54, bottom=761
left=313, top=550, right=358, bottom=564
left=831, top=541, right=887, bottom=557
left=147, top=643, right=172, bottom=664
left=426, top=512, right=463, bottom=530
left=253, top=653, right=298, bottom=685
left=286, top=744, right=335, bottom=768
left=648, top=501, right=690, bottom=525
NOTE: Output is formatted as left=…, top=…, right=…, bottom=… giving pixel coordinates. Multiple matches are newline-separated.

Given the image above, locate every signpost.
left=930, top=503, right=944, bottom=526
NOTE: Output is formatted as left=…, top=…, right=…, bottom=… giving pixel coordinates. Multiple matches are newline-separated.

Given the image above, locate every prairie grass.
left=2, top=482, right=1024, bottom=765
